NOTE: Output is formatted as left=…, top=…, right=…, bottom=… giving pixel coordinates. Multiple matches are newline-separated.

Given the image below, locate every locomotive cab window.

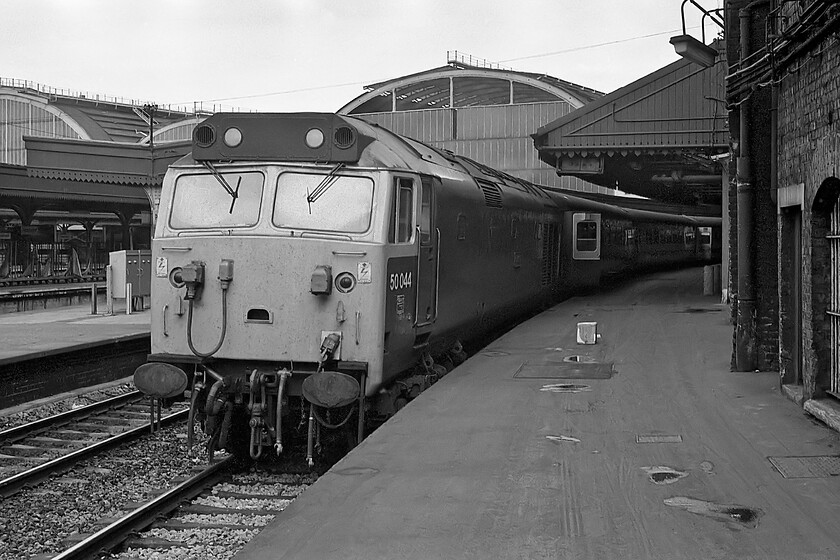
left=170, top=171, right=264, bottom=229
left=390, top=177, right=415, bottom=244
left=273, top=171, right=374, bottom=233
left=572, top=212, right=601, bottom=260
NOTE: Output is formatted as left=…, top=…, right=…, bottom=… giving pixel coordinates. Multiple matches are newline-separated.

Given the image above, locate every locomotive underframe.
left=160, top=345, right=463, bottom=465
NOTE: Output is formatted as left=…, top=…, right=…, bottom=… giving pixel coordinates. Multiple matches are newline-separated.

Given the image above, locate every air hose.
left=186, top=287, right=228, bottom=358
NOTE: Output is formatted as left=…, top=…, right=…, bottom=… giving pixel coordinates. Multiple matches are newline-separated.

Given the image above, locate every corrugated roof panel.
left=536, top=57, right=726, bottom=154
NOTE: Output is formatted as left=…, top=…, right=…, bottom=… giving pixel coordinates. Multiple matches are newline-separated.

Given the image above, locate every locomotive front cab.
left=134, top=113, right=435, bottom=464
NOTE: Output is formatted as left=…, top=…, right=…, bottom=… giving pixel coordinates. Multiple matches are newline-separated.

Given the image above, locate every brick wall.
left=0, top=337, right=149, bottom=409
left=777, top=24, right=840, bottom=398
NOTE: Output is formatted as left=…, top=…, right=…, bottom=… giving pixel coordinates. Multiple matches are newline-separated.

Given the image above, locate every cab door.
left=415, top=176, right=439, bottom=328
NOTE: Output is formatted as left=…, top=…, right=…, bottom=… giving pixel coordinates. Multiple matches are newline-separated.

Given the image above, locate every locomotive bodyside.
left=135, top=112, right=721, bottom=464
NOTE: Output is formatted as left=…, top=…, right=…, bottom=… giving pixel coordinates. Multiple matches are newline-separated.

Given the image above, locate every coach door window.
left=391, top=177, right=415, bottom=243
left=572, top=212, right=601, bottom=260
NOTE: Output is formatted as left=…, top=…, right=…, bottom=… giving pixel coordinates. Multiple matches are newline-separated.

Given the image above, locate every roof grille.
left=194, top=124, right=215, bottom=148
left=334, top=126, right=356, bottom=149
left=478, top=181, right=503, bottom=208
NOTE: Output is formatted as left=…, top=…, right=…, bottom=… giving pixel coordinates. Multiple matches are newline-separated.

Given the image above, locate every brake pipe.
left=306, top=404, right=315, bottom=467
left=249, top=371, right=265, bottom=460
left=186, top=374, right=204, bottom=457
left=275, top=369, right=291, bottom=455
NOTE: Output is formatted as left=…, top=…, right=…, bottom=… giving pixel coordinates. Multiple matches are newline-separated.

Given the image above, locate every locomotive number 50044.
left=389, top=272, right=412, bottom=291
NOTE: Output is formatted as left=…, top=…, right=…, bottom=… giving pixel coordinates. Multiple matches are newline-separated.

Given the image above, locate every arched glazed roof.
left=0, top=78, right=198, bottom=164
left=339, top=63, right=603, bottom=114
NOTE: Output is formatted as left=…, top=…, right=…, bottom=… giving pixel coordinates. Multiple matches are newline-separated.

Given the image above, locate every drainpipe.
left=734, top=2, right=762, bottom=371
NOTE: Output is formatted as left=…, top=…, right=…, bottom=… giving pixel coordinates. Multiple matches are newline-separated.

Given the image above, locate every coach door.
left=831, top=204, right=840, bottom=396
left=415, top=176, right=439, bottom=328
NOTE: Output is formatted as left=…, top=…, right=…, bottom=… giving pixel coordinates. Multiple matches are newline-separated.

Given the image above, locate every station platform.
left=0, top=301, right=149, bottom=366
left=0, top=280, right=107, bottom=314
left=235, top=267, right=840, bottom=560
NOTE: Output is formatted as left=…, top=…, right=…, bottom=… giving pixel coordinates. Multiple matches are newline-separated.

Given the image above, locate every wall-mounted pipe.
left=734, top=0, right=770, bottom=371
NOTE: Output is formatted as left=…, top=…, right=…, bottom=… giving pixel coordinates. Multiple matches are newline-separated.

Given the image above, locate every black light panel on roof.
left=192, top=113, right=367, bottom=163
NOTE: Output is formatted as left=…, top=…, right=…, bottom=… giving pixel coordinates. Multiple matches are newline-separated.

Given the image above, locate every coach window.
left=683, top=227, right=695, bottom=248
left=390, top=177, right=415, bottom=243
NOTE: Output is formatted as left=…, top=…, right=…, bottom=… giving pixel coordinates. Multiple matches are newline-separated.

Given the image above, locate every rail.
left=50, top=455, right=236, bottom=560
left=0, top=394, right=188, bottom=497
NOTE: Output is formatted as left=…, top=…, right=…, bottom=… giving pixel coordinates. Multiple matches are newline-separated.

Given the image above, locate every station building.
left=0, top=58, right=608, bottom=281
left=0, top=78, right=200, bottom=278
left=724, top=0, right=840, bottom=426
left=338, top=52, right=604, bottom=191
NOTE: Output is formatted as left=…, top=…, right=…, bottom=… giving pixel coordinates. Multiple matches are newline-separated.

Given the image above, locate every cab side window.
left=391, top=177, right=415, bottom=243
left=419, top=178, right=432, bottom=245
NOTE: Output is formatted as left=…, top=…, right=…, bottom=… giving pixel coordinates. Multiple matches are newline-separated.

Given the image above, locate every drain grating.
left=768, top=455, right=840, bottom=478
left=515, top=362, right=613, bottom=379
left=636, top=434, right=683, bottom=443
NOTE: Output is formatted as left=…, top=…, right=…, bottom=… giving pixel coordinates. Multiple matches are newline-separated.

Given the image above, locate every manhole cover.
left=676, top=307, right=722, bottom=314
left=515, top=362, right=613, bottom=379
left=768, top=455, right=840, bottom=478
left=636, top=434, right=683, bottom=443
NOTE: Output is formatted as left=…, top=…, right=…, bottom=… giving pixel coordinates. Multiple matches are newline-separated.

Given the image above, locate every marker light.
left=223, top=127, right=243, bottom=147
left=305, top=128, right=325, bottom=149
left=335, top=272, right=356, bottom=293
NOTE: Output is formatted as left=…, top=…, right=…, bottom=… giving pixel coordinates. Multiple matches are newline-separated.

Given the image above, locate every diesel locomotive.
left=133, top=112, right=720, bottom=465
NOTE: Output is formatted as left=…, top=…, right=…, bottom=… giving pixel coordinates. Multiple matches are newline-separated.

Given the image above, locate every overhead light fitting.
left=670, top=0, right=724, bottom=68
left=670, top=35, right=718, bottom=67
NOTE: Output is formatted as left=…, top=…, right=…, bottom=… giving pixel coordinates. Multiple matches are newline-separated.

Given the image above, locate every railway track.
left=49, top=456, right=313, bottom=560
left=0, top=391, right=187, bottom=497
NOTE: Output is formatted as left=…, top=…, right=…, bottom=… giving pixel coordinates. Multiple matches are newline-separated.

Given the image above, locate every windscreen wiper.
left=202, top=161, right=240, bottom=214
left=306, top=163, right=344, bottom=213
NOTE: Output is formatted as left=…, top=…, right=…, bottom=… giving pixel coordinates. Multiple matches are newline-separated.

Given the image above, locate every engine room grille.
left=478, top=180, right=503, bottom=208
left=541, top=222, right=559, bottom=286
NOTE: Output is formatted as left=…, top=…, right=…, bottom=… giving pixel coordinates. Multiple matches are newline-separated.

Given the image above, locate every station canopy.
left=0, top=78, right=200, bottom=221
left=532, top=48, right=728, bottom=208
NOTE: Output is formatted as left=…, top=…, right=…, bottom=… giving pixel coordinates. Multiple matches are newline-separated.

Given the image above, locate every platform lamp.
left=670, top=0, right=724, bottom=68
